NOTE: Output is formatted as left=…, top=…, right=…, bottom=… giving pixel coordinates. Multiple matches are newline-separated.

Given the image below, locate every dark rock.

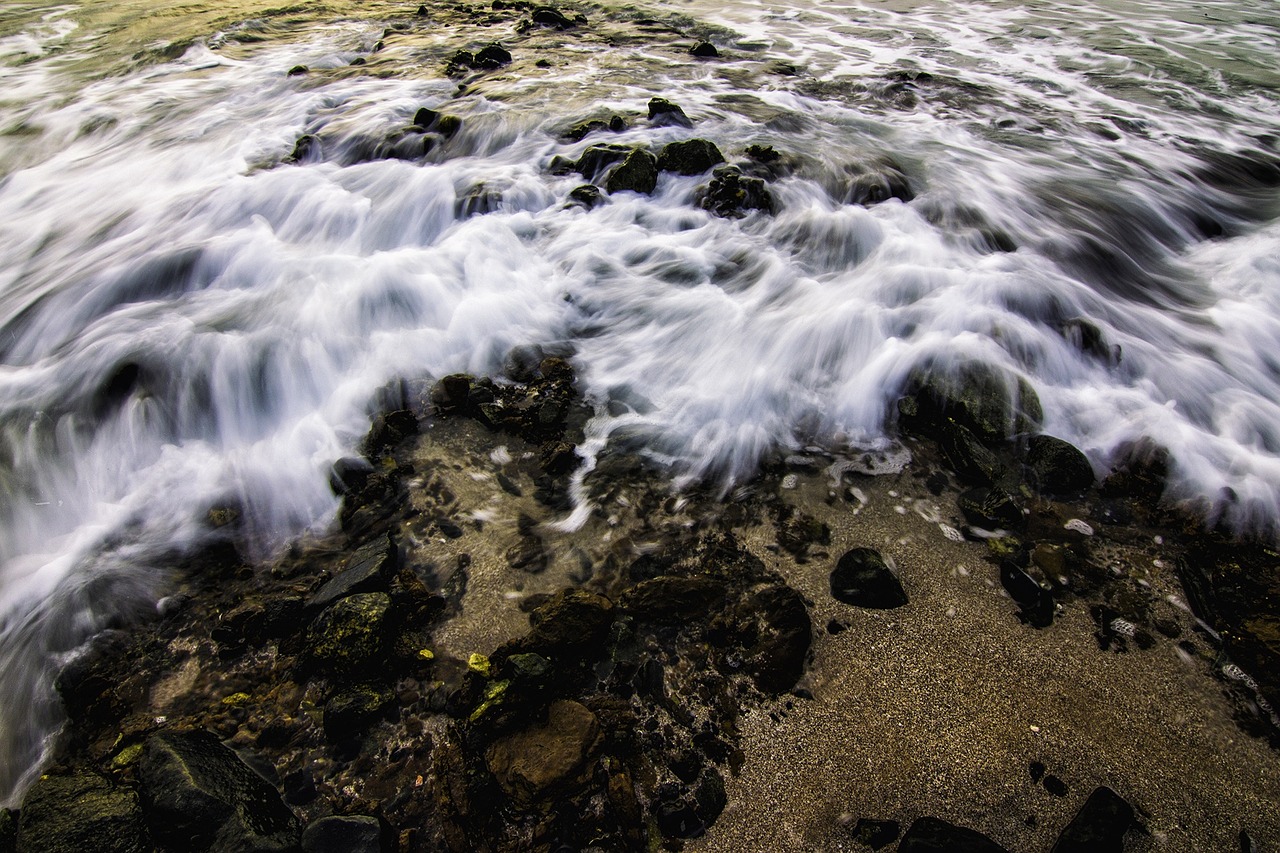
left=1100, top=438, right=1168, bottom=504
left=531, top=6, right=575, bottom=28
left=1028, top=435, right=1094, bottom=494
left=692, top=768, right=727, bottom=825
left=657, top=138, right=725, bottom=175
left=525, top=589, right=615, bottom=651
left=1060, top=317, right=1118, bottom=364
left=539, top=440, right=580, bottom=474
left=1050, top=786, right=1134, bottom=853
left=430, top=373, right=473, bottom=410
left=412, top=107, right=439, bottom=129
left=700, top=165, right=774, bottom=217
left=735, top=584, right=812, bottom=693
left=574, top=143, right=632, bottom=179
left=1, top=810, right=14, bottom=853
left=329, top=456, right=374, bottom=495
left=620, top=576, right=725, bottom=621
left=301, top=816, right=388, bottom=853
left=446, top=50, right=474, bottom=74
left=282, top=770, right=316, bottom=806
left=563, top=119, right=609, bottom=142
left=937, top=421, right=1009, bottom=487
left=655, top=799, right=703, bottom=838
left=505, top=536, right=549, bottom=573
left=957, top=486, right=1023, bottom=530
left=139, top=729, right=299, bottom=852
left=435, top=114, right=462, bottom=139
left=689, top=41, right=719, bottom=58
left=304, top=592, right=391, bottom=676
left=307, top=535, right=397, bottom=610
left=842, top=158, right=914, bottom=205
left=1000, top=564, right=1054, bottom=628
left=288, top=134, right=317, bottom=163
left=361, top=409, right=417, bottom=455
left=323, top=686, right=395, bottom=741
left=850, top=818, right=900, bottom=849
left=745, top=144, right=781, bottom=163
left=648, top=97, right=692, bottom=128
left=605, top=149, right=659, bottom=195
left=898, top=817, right=1010, bottom=853
left=484, top=700, right=602, bottom=805
left=287, top=65, right=308, bottom=76
left=54, top=629, right=133, bottom=725
left=900, top=361, right=1042, bottom=445
left=474, top=43, right=512, bottom=68
left=831, top=548, right=908, bottom=609
left=1044, top=775, right=1069, bottom=797
left=16, top=771, right=148, bottom=853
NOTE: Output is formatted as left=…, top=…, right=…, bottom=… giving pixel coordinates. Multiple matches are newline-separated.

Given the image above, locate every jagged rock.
left=843, top=158, right=914, bottom=205
left=301, top=815, right=389, bottom=853
left=430, top=373, right=473, bottom=410
left=288, top=134, right=317, bottom=163
left=689, top=41, right=719, bottom=58
left=139, top=729, right=299, bottom=852
left=657, top=138, right=725, bottom=175
left=700, top=165, right=773, bottom=217
left=648, top=97, right=692, bottom=127
left=16, top=771, right=148, bottom=853
left=54, top=630, right=134, bottom=726
left=360, top=409, right=417, bottom=455
left=605, top=149, right=659, bottom=194
left=937, top=421, right=1009, bottom=487
left=1028, top=435, right=1094, bottom=494
left=307, top=535, right=397, bottom=610
left=1050, top=786, right=1134, bottom=853
left=323, top=686, right=395, bottom=742
left=957, top=486, right=1023, bottom=529
left=898, top=817, right=1010, bottom=852
left=620, top=576, right=725, bottom=621
left=830, top=548, right=908, bottom=609
left=1001, top=563, right=1055, bottom=628
left=303, top=592, right=391, bottom=676
left=484, top=700, right=602, bottom=805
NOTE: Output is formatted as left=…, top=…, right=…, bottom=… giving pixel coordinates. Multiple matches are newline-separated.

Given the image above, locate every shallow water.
left=0, top=0, right=1277, bottom=803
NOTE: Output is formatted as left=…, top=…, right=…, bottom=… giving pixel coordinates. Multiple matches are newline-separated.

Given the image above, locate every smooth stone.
left=301, top=815, right=387, bottom=853
left=1028, top=434, right=1094, bottom=493
left=657, top=138, right=725, bottom=176
left=484, top=700, right=601, bottom=805
left=957, top=486, right=1023, bottom=530
left=647, top=97, right=692, bottom=127
left=689, top=41, right=719, bottom=57
left=1050, top=786, right=1134, bottom=853
left=605, top=149, right=659, bottom=194
left=830, top=548, right=908, bottom=609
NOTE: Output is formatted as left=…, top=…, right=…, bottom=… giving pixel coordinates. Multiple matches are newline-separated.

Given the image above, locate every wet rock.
left=484, top=700, right=602, bottom=805
left=539, top=440, right=580, bottom=475
left=54, top=630, right=134, bottom=726
left=361, top=409, right=418, bottom=456
left=700, top=165, right=774, bottom=217
left=323, top=686, right=395, bottom=742
left=689, top=41, right=719, bottom=58
left=525, top=589, right=615, bottom=652
left=0, top=810, right=13, bottom=853
left=899, top=361, right=1042, bottom=445
left=303, top=592, right=391, bottom=676
left=574, top=143, right=632, bottom=180
left=301, top=815, right=389, bottom=853
left=287, top=65, right=308, bottom=77
left=411, top=107, right=439, bottom=129
left=1000, top=564, right=1055, bottom=628
left=842, top=158, right=914, bottom=205
left=288, top=134, right=317, bottom=164
left=1028, top=435, right=1094, bottom=493
left=1050, top=786, right=1134, bottom=853
left=937, top=422, right=1009, bottom=487
left=1060, top=317, right=1118, bottom=364
left=282, top=770, right=316, bottom=806
left=1100, top=438, right=1168, bottom=505
left=430, top=373, right=473, bottom=410
left=307, top=535, right=397, bottom=610
left=531, top=6, right=576, bottom=28
left=777, top=508, right=831, bottom=558
left=329, top=456, right=374, bottom=495
left=898, top=818, right=1010, bottom=852
left=648, top=97, right=692, bottom=128
left=456, top=183, right=504, bottom=218
left=830, top=548, right=908, bottom=609
left=434, top=114, right=462, bottom=139
left=657, top=138, right=725, bottom=176
left=139, top=729, right=299, bottom=852
left=957, top=486, right=1023, bottom=530
left=620, top=576, right=725, bottom=621
left=850, top=818, right=901, bottom=849
left=605, top=149, right=659, bottom=195
left=505, top=536, right=549, bottom=573
left=733, top=583, right=812, bottom=693
left=16, top=771, right=149, bottom=853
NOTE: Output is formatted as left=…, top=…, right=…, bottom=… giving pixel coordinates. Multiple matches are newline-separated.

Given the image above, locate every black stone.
left=735, top=584, right=812, bottom=693
left=1028, top=435, right=1094, bottom=494
left=307, top=535, right=397, bottom=610
left=655, top=799, right=704, bottom=839
left=1044, top=775, right=1069, bottom=797
left=898, top=817, right=1011, bottom=853
left=288, top=134, right=317, bottom=163
left=657, top=138, right=725, bottom=175
left=412, top=107, right=440, bottom=129
left=139, top=729, right=299, bottom=852
left=700, top=165, right=774, bottom=217
left=900, top=361, right=1043, bottom=445
left=568, top=184, right=602, bottom=209
left=531, top=6, right=575, bottom=28
left=16, top=772, right=149, bottom=853
left=843, top=158, right=913, bottom=205
left=574, top=143, right=632, bottom=179
left=850, top=818, right=901, bottom=850
left=689, top=41, right=719, bottom=57
left=936, top=421, right=1009, bottom=487
left=620, top=576, right=725, bottom=621
left=329, top=456, right=374, bottom=495
left=1000, top=564, right=1054, bottom=628
left=474, top=43, right=512, bottom=68
left=525, top=589, right=615, bottom=652
left=648, top=97, right=692, bottom=127
left=323, top=687, right=395, bottom=741
left=1050, top=786, right=1134, bottom=853
left=830, top=548, right=908, bottom=609
left=605, top=149, right=659, bottom=195
left=957, top=486, right=1023, bottom=530
left=282, top=770, right=317, bottom=806
left=302, top=816, right=389, bottom=853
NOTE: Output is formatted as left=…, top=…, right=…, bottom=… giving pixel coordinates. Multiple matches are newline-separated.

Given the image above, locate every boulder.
left=525, top=589, right=615, bottom=652
left=574, top=143, right=632, bottom=179
left=657, top=139, right=725, bottom=175
left=937, top=421, right=1009, bottom=487
left=1028, top=435, right=1094, bottom=494
left=830, top=548, right=908, bottom=609
left=842, top=158, right=914, bottom=205
left=605, top=149, right=659, bottom=194
left=474, top=43, right=512, bottom=68
left=531, top=7, right=576, bottom=28
left=900, top=361, right=1042, bottom=444
left=16, top=772, right=149, bottom=853
left=957, top=486, right=1023, bottom=530
left=620, top=576, right=725, bottom=621
left=306, top=535, right=397, bottom=610
left=700, top=165, right=774, bottom=217
left=689, top=41, right=719, bottom=58
left=732, top=583, right=812, bottom=693
left=898, top=817, right=1010, bottom=852
left=484, top=700, right=602, bottom=805
left=303, top=592, right=391, bottom=676
left=648, top=97, right=692, bottom=127
left=1050, top=786, right=1134, bottom=853
left=139, top=729, right=299, bottom=852
left=301, top=815, right=388, bottom=853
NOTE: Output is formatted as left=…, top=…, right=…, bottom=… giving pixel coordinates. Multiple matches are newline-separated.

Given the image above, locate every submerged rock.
left=304, top=592, right=391, bottom=676
left=898, top=817, right=1010, bottom=852
left=830, top=547, right=909, bottom=609
left=574, top=143, right=632, bottom=180
left=648, top=97, right=693, bottom=127
left=1050, top=786, right=1134, bottom=853
left=1028, top=435, right=1094, bottom=494
left=700, top=165, right=774, bottom=217
left=301, top=815, right=389, bottom=853
left=605, top=149, right=659, bottom=194
left=567, top=184, right=602, bottom=209
left=730, top=583, right=812, bottom=693
left=524, top=588, right=615, bottom=652
left=957, top=486, right=1023, bottom=530
left=139, top=729, right=299, bottom=852
left=16, top=771, right=149, bottom=853
left=323, top=686, right=395, bottom=742
left=657, top=138, right=725, bottom=175
left=842, top=158, right=914, bottom=205
left=899, top=361, right=1043, bottom=445
left=484, top=700, right=602, bottom=805
left=306, top=535, right=397, bottom=610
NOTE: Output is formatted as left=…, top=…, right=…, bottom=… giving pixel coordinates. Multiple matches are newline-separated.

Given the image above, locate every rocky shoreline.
left=3, top=350, right=1279, bottom=852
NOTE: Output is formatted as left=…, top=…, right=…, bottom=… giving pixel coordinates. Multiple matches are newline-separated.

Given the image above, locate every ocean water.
left=0, top=0, right=1277, bottom=802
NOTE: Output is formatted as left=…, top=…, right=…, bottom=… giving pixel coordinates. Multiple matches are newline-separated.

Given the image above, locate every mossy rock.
left=605, top=149, right=659, bottom=195
left=16, top=772, right=149, bottom=853
left=657, top=139, right=724, bottom=176
left=1027, top=434, right=1093, bottom=494
left=901, top=361, right=1042, bottom=444
left=304, top=592, right=391, bottom=676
